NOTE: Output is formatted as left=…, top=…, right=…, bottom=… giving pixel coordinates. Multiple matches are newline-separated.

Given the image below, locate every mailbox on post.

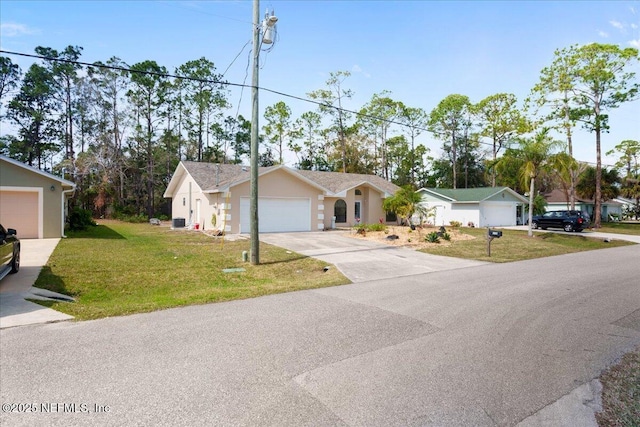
left=488, top=229, right=502, bottom=238
left=486, top=228, right=502, bottom=256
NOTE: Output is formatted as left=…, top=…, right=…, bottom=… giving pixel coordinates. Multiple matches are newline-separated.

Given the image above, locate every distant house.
left=163, top=161, right=399, bottom=233
left=543, top=189, right=623, bottom=221
left=0, top=155, right=76, bottom=239
left=416, top=187, right=528, bottom=227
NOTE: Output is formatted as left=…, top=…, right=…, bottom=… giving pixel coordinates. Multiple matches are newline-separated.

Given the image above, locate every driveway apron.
left=260, top=231, right=488, bottom=282
left=0, top=238, right=73, bottom=329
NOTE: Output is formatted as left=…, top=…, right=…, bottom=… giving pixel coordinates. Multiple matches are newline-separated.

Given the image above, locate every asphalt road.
left=1, top=245, right=639, bottom=426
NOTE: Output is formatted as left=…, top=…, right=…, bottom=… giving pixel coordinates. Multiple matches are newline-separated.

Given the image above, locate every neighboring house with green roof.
left=416, top=187, right=528, bottom=227
left=163, top=161, right=399, bottom=233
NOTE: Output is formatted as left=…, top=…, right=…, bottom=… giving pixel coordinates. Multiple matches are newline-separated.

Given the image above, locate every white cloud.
left=598, top=30, right=609, bottom=38
left=351, top=64, right=371, bottom=78
left=609, top=20, right=625, bottom=31
left=630, top=6, right=636, bottom=15
left=631, top=23, right=638, bottom=30
left=0, top=22, right=38, bottom=37
left=629, top=39, right=640, bottom=48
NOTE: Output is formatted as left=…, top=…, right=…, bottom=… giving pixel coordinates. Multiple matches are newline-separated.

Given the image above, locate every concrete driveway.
left=261, top=231, right=488, bottom=282
left=0, top=239, right=73, bottom=329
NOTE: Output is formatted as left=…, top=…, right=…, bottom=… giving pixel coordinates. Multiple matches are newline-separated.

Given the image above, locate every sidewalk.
left=0, top=238, right=74, bottom=329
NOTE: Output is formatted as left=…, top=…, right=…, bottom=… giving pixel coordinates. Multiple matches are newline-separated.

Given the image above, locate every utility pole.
left=249, top=1, right=277, bottom=265
left=250, top=0, right=260, bottom=265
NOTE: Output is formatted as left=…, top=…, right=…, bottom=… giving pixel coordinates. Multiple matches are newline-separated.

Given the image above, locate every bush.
left=68, top=207, right=97, bottom=231
left=353, top=223, right=387, bottom=232
left=425, top=232, right=440, bottom=243
left=449, top=221, right=462, bottom=228
left=113, top=212, right=148, bottom=223
left=442, top=232, right=451, bottom=241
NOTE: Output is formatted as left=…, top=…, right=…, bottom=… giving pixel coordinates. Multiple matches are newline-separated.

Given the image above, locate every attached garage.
left=417, top=187, right=528, bottom=228
left=0, top=189, right=41, bottom=238
left=481, top=203, right=515, bottom=227
left=240, top=197, right=311, bottom=233
left=0, top=155, right=76, bottom=239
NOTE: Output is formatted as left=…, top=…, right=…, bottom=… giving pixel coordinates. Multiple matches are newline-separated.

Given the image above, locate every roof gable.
left=418, top=187, right=527, bottom=203
left=165, top=161, right=400, bottom=197
left=0, top=155, right=76, bottom=188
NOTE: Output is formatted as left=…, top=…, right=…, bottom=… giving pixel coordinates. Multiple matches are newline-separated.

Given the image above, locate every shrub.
left=113, top=212, right=148, bottom=223
left=442, top=232, right=451, bottom=241
left=68, top=207, right=97, bottom=231
left=449, top=221, right=462, bottom=228
left=425, top=232, right=440, bottom=243
left=354, top=223, right=387, bottom=232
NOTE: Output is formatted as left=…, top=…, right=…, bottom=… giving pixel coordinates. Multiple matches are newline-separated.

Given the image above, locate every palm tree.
left=383, top=186, right=430, bottom=226
left=518, top=128, right=566, bottom=237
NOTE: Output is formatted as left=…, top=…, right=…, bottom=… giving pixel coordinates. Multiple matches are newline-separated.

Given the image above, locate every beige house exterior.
left=0, top=155, right=76, bottom=239
left=163, top=161, right=399, bottom=233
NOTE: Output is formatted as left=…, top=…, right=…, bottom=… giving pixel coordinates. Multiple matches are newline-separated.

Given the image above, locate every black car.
left=0, top=224, right=20, bottom=280
left=531, top=210, right=590, bottom=232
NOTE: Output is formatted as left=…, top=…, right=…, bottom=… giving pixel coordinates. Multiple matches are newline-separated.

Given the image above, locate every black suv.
left=531, top=210, right=590, bottom=232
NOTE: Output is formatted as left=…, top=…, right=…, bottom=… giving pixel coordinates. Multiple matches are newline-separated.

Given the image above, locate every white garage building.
left=417, top=187, right=528, bottom=228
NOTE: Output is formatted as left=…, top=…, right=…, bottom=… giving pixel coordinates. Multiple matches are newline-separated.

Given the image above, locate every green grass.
left=595, top=221, right=640, bottom=236
left=596, top=346, right=640, bottom=427
left=35, top=220, right=348, bottom=320
left=419, top=227, right=634, bottom=263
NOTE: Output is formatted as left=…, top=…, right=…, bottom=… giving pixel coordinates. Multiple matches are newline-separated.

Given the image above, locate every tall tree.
left=358, top=92, right=401, bottom=179
left=308, top=70, right=353, bottom=173
left=576, top=166, right=621, bottom=207
left=262, top=101, right=295, bottom=164
left=561, top=43, right=639, bottom=227
left=428, top=94, right=472, bottom=189
left=176, top=58, right=228, bottom=161
left=293, top=111, right=322, bottom=170
left=35, top=45, right=83, bottom=161
left=529, top=49, right=580, bottom=208
left=127, top=60, right=169, bottom=217
left=87, top=57, right=130, bottom=204
left=0, top=56, right=22, bottom=105
left=474, top=93, right=529, bottom=186
left=398, top=103, right=428, bottom=184
left=231, top=115, right=251, bottom=164
left=6, top=63, right=59, bottom=167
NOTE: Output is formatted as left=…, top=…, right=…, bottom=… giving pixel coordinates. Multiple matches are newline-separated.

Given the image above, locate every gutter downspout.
left=61, top=186, right=76, bottom=238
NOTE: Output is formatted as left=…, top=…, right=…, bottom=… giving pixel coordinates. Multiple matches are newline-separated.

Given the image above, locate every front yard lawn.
left=419, top=227, right=634, bottom=263
left=34, top=220, right=348, bottom=320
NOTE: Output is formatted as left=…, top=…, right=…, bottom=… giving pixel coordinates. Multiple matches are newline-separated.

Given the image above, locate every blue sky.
left=1, top=0, right=639, bottom=167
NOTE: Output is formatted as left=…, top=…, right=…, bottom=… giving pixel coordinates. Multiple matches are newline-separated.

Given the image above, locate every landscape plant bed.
left=350, top=225, right=634, bottom=263
left=34, top=220, right=348, bottom=320
left=596, top=346, right=640, bottom=427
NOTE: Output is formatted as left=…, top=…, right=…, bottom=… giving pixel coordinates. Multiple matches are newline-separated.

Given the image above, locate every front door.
left=354, top=201, right=361, bottom=223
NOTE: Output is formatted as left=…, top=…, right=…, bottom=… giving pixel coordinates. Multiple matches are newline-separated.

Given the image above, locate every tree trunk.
left=528, top=176, right=535, bottom=237
left=594, top=128, right=602, bottom=228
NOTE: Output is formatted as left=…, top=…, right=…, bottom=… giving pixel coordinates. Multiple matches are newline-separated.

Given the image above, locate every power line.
left=0, top=49, right=622, bottom=167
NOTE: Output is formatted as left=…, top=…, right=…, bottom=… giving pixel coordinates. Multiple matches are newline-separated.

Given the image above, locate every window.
left=334, top=199, right=347, bottom=223
left=355, top=189, right=362, bottom=195
left=183, top=197, right=186, bottom=206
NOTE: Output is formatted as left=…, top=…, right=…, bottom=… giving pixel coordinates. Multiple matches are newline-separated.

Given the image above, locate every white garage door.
left=0, top=190, right=40, bottom=238
left=482, top=203, right=514, bottom=227
left=240, top=197, right=311, bottom=233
